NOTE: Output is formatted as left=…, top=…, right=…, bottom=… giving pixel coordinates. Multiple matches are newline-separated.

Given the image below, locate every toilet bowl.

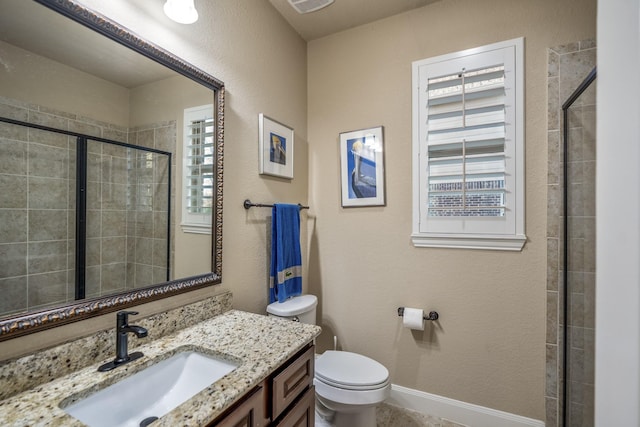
left=314, top=350, right=390, bottom=427
left=266, top=295, right=390, bottom=427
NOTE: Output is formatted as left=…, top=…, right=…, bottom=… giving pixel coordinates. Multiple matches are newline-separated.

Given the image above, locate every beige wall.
left=307, top=0, right=594, bottom=420
left=0, top=1, right=308, bottom=359
left=0, top=40, right=130, bottom=127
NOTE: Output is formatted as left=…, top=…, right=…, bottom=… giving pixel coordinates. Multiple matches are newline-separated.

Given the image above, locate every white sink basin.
left=63, top=351, right=239, bottom=427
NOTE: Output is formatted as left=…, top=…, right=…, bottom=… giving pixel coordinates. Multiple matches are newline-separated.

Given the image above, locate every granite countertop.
left=0, top=310, right=321, bottom=426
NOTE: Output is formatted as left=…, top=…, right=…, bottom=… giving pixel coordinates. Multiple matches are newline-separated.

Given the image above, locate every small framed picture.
left=259, top=113, right=294, bottom=179
left=340, top=126, right=385, bottom=207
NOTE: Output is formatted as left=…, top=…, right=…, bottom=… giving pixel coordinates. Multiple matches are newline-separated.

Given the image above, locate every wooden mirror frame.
left=0, top=0, right=224, bottom=340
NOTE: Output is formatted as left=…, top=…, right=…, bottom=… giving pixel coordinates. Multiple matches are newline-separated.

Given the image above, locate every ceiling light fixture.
left=164, top=0, right=199, bottom=24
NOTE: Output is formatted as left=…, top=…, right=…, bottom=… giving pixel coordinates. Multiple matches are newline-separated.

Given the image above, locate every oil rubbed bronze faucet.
left=98, top=311, right=148, bottom=372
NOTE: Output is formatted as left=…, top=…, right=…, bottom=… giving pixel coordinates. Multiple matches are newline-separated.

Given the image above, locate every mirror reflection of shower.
left=81, top=135, right=172, bottom=300
left=0, top=118, right=171, bottom=317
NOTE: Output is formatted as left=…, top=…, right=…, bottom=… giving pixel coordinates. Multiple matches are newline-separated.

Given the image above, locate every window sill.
left=181, top=223, right=211, bottom=235
left=411, top=233, right=526, bottom=251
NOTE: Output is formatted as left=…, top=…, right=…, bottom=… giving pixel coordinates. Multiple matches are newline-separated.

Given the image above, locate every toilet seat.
left=314, top=351, right=391, bottom=407
left=315, top=351, right=390, bottom=391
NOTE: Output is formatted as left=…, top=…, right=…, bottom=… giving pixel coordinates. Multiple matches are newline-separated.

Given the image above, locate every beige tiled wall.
left=0, top=98, right=76, bottom=315
left=127, top=122, right=176, bottom=289
left=546, top=40, right=596, bottom=427
left=0, top=96, right=175, bottom=316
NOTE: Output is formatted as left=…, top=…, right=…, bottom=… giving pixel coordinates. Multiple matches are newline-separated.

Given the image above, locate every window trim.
left=411, top=37, right=526, bottom=251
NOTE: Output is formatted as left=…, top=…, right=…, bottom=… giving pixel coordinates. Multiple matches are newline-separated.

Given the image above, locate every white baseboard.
left=387, top=384, right=545, bottom=427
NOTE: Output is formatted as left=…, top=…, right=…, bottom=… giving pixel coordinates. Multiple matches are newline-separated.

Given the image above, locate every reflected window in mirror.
left=182, top=105, right=214, bottom=234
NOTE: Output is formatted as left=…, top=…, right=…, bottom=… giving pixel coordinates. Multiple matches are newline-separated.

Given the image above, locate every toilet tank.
left=266, top=295, right=317, bottom=325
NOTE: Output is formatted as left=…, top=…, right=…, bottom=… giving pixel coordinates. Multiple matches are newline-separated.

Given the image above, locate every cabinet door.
left=274, top=386, right=315, bottom=427
left=272, top=346, right=314, bottom=420
left=214, top=386, right=269, bottom=427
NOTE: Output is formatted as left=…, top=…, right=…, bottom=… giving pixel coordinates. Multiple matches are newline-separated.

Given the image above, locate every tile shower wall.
left=0, top=96, right=175, bottom=315
left=127, top=123, right=175, bottom=289
left=0, top=98, right=76, bottom=315
left=546, top=40, right=596, bottom=427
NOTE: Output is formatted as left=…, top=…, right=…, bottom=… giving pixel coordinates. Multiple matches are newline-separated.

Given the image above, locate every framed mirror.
left=0, top=0, right=224, bottom=339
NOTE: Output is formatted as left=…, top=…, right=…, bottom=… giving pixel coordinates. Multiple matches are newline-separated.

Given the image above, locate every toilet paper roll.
left=403, top=308, right=425, bottom=331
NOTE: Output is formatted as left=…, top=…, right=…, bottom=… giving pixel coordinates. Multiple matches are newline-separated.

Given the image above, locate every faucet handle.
left=116, top=310, right=139, bottom=325
left=119, top=310, right=139, bottom=316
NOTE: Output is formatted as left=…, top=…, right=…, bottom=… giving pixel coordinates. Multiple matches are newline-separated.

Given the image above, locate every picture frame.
left=340, top=126, right=385, bottom=207
left=259, top=113, right=294, bottom=179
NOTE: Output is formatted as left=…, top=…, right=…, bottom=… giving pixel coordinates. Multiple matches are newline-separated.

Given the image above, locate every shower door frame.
left=0, top=116, right=173, bottom=302
left=561, top=66, right=597, bottom=427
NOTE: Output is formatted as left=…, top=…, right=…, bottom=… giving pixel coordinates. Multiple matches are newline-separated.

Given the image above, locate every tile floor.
left=314, top=403, right=468, bottom=427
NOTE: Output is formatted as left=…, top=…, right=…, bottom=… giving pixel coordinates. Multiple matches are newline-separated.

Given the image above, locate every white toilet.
left=267, top=294, right=390, bottom=427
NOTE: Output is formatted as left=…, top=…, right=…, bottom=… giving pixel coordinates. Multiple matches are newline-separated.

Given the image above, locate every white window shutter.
left=182, top=104, right=214, bottom=234
left=412, top=38, right=526, bottom=250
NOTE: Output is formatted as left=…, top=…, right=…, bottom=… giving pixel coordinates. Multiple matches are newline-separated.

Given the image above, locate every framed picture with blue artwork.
left=259, top=113, right=294, bottom=179
left=340, top=126, right=385, bottom=207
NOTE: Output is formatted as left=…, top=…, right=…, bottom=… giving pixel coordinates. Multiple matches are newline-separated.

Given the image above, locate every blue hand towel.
left=269, top=204, right=302, bottom=303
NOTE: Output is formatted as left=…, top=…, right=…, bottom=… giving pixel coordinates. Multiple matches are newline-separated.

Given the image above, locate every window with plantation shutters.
left=182, top=104, right=214, bottom=234
left=411, top=38, right=526, bottom=250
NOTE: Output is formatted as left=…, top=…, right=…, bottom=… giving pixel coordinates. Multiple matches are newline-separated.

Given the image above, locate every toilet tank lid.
left=267, top=295, right=317, bottom=316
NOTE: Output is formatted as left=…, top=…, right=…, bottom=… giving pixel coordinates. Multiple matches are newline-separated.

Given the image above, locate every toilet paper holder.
left=397, top=307, right=439, bottom=321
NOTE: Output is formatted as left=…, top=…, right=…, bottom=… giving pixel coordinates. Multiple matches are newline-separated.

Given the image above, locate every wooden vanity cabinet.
left=210, top=343, right=315, bottom=427
left=214, top=385, right=269, bottom=427
left=272, top=386, right=315, bottom=427
left=271, top=345, right=315, bottom=426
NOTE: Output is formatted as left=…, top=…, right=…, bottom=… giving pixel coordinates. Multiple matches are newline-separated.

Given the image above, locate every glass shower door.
left=562, top=68, right=596, bottom=427
left=84, top=139, right=171, bottom=299
left=0, top=118, right=172, bottom=317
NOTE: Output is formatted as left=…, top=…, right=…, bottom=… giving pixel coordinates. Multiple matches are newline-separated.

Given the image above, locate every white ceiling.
left=0, top=0, right=440, bottom=88
left=268, top=0, right=440, bottom=41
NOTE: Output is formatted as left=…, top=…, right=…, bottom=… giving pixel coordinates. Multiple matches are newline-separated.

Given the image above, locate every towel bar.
left=243, top=199, right=309, bottom=210
left=397, top=307, right=439, bottom=321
